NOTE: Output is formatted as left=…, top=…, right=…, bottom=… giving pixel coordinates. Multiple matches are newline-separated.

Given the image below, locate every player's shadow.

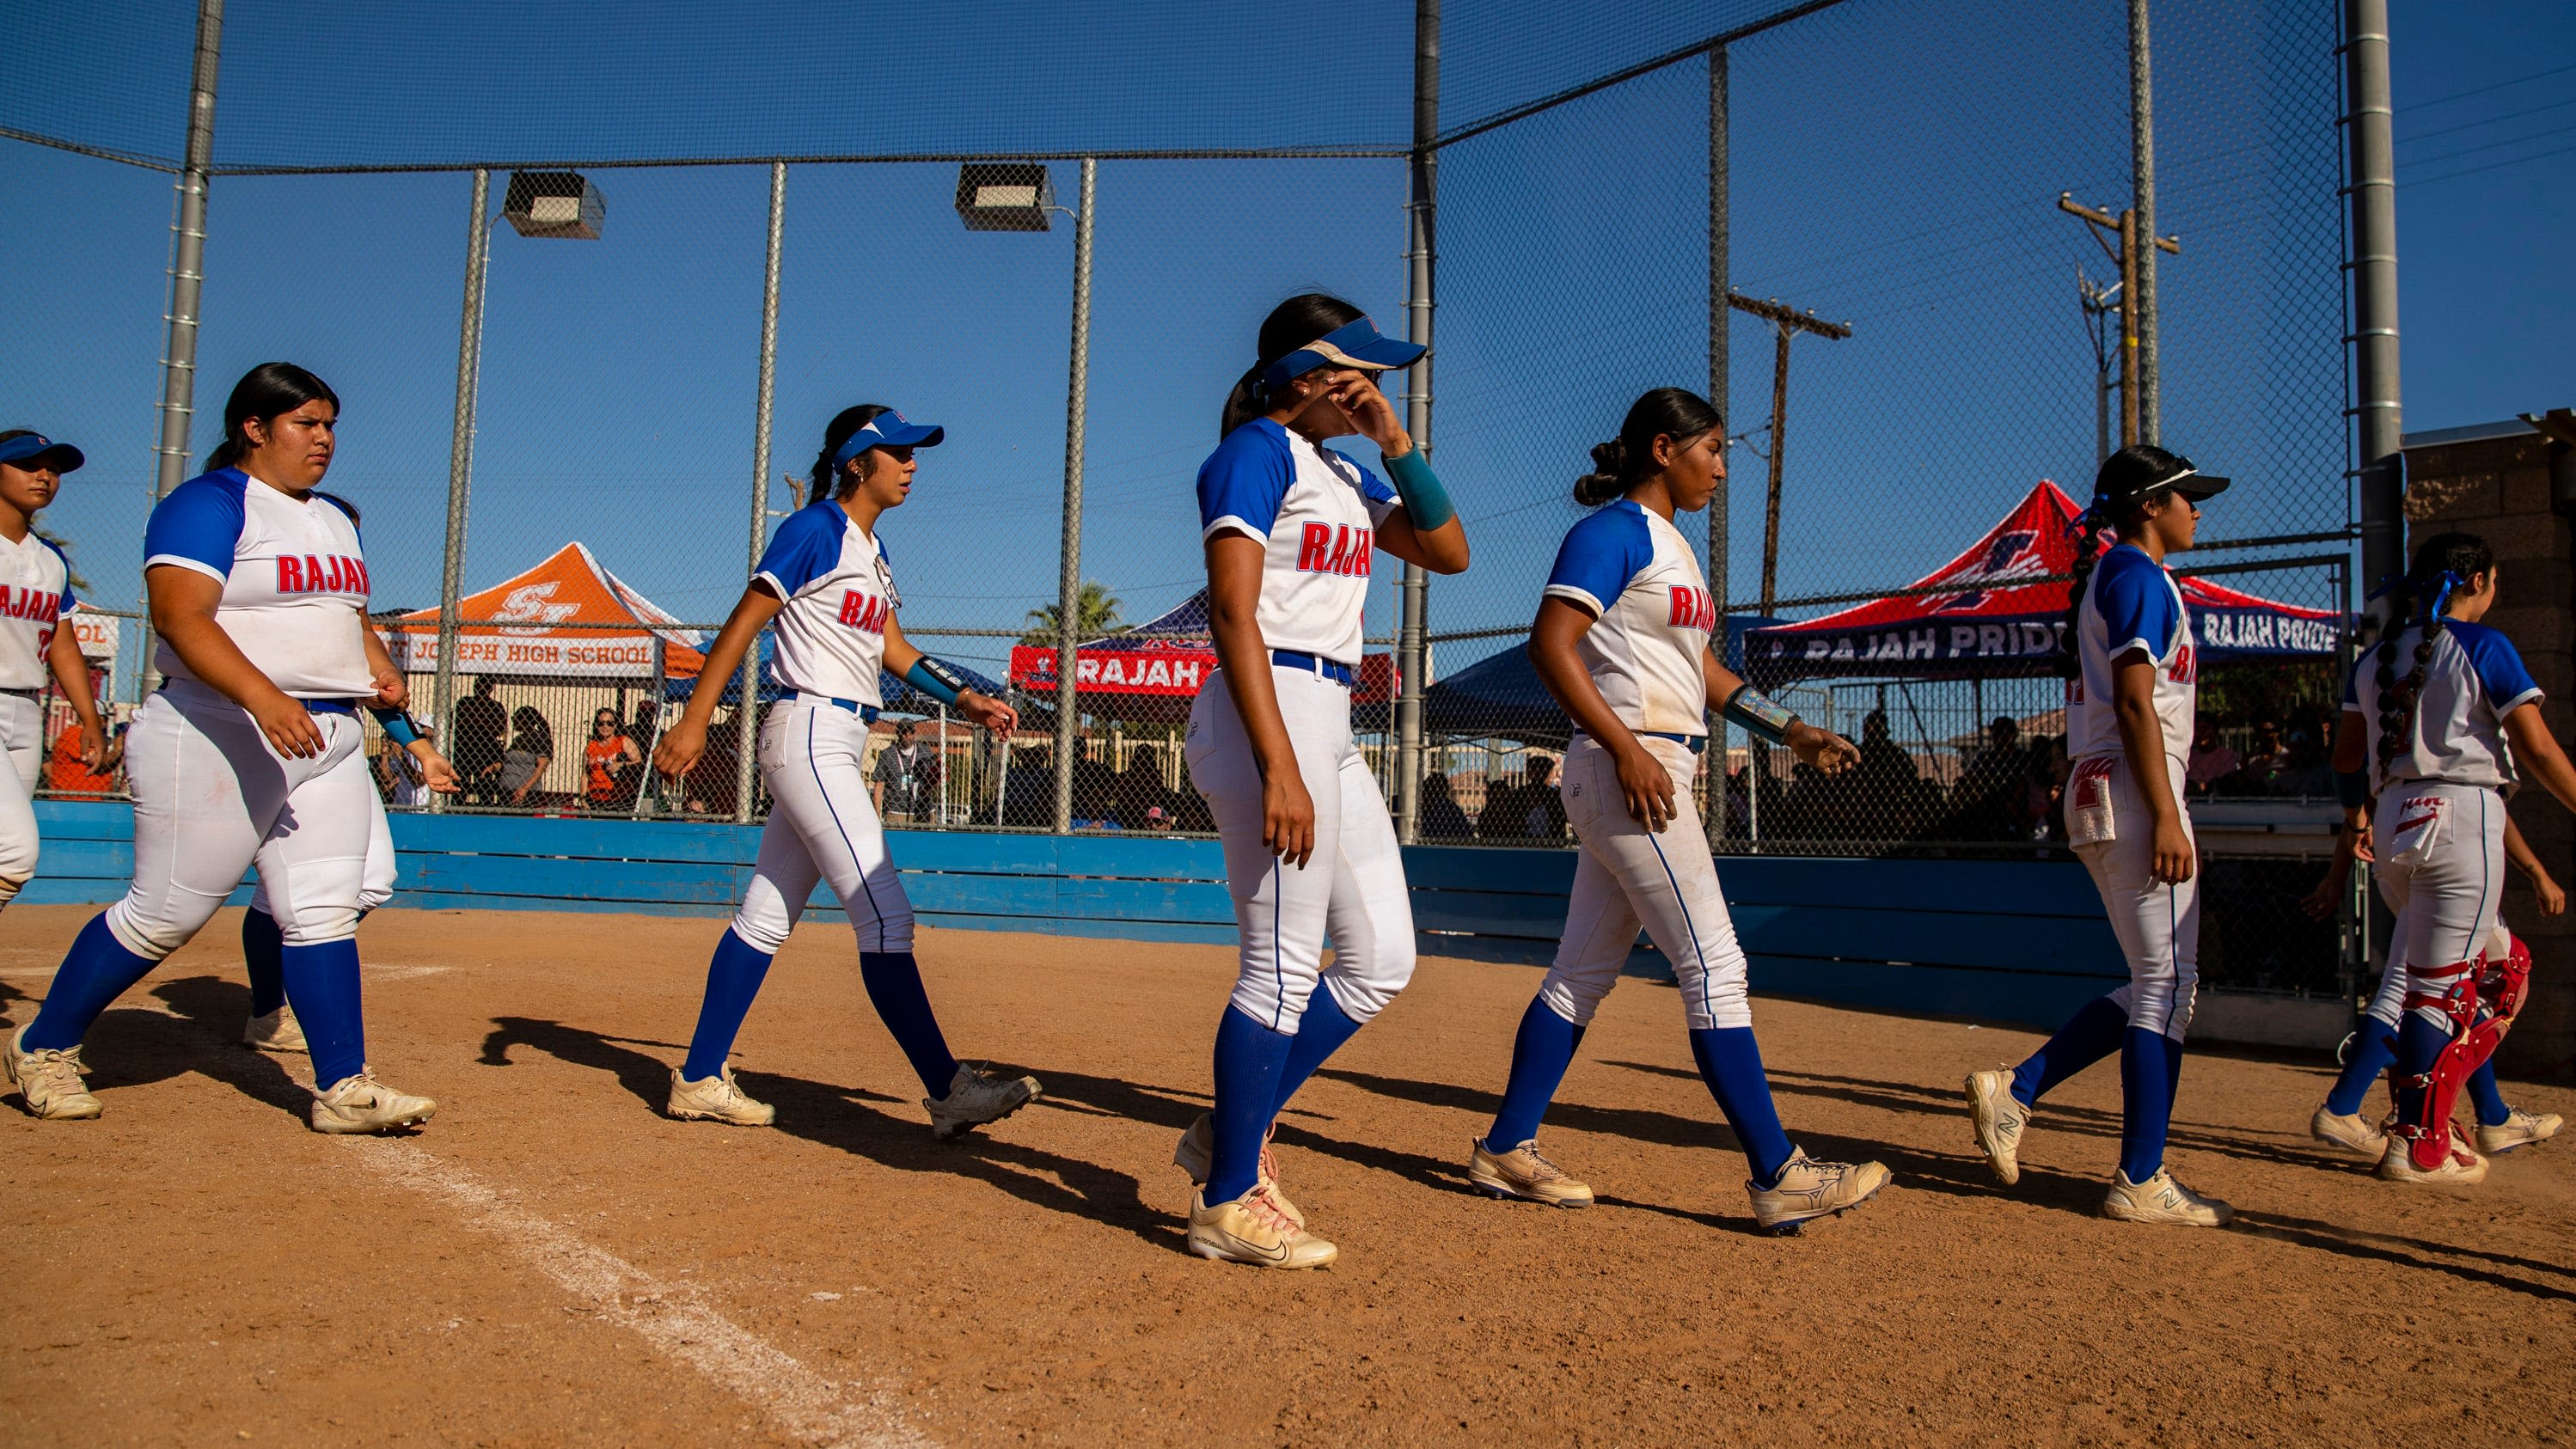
left=478, top=1016, right=1181, bottom=1250
left=60, top=975, right=321, bottom=1123
left=2232, top=1208, right=2576, bottom=1305
left=1310, top=1063, right=2116, bottom=1220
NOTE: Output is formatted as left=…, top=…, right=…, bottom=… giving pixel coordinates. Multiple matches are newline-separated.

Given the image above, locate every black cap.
left=2092, top=443, right=2229, bottom=511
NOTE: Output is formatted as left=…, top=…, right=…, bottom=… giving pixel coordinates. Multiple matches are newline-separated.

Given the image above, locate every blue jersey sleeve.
left=2452, top=621, right=2543, bottom=714
left=1197, top=421, right=1294, bottom=542
left=2094, top=546, right=2182, bottom=660
left=40, top=537, right=76, bottom=613
left=141, top=471, right=248, bottom=584
left=754, top=504, right=847, bottom=598
left=1540, top=502, right=1654, bottom=617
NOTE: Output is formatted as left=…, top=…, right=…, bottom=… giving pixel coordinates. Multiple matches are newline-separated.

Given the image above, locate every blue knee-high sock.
left=858, top=951, right=959, bottom=1097
left=2392, top=1012, right=2448, bottom=1130
left=278, top=938, right=366, bottom=1091
left=1270, top=987, right=1365, bottom=1120
left=1484, top=994, right=1584, bottom=1152
left=2117, top=1028, right=2177, bottom=1182
left=1208, top=1006, right=1294, bottom=1205
left=243, top=908, right=286, bottom=1018
left=2325, top=1018, right=2398, bottom=1116
left=682, top=928, right=774, bottom=1081
left=21, top=914, right=158, bottom=1051
left=2468, top=1061, right=2511, bottom=1127
left=1688, top=1026, right=1796, bottom=1186
left=2010, top=994, right=2129, bottom=1108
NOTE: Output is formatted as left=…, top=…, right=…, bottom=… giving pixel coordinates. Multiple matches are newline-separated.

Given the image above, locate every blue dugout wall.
left=25, top=803, right=2125, bottom=1031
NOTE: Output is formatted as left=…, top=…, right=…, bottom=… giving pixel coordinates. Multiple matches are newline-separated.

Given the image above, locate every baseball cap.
left=831, top=410, right=945, bottom=468
left=0, top=433, right=85, bottom=473
left=2092, top=445, right=2228, bottom=510
left=1258, top=316, right=1427, bottom=394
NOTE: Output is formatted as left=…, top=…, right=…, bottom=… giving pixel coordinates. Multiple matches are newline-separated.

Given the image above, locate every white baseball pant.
left=2073, top=753, right=2200, bottom=1041
left=1537, top=735, right=1753, bottom=1030
left=0, top=690, right=46, bottom=908
left=2370, top=780, right=2506, bottom=1029
left=105, top=678, right=374, bottom=960
left=252, top=786, right=396, bottom=918
left=728, top=700, right=915, bottom=956
left=1184, top=663, right=1415, bottom=1032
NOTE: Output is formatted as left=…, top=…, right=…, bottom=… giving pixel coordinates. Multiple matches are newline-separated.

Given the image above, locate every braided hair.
left=2053, top=444, right=2184, bottom=680
left=2370, top=531, right=2493, bottom=784
left=806, top=404, right=896, bottom=507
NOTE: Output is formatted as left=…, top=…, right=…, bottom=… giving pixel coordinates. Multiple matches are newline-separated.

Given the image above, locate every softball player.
left=1966, top=444, right=2232, bottom=1226
left=0, top=431, right=109, bottom=916
left=1173, top=294, right=1467, bottom=1270
left=238, top=490, right=461, bottom=1055
left=655, top=404, right=1040, bottom=1139
left=2, top=363, right=435, bottom=1133
left=1466, top=388, right=1890, bottom=1233
left=2316, top=532, right=2576, bottom=1183
left=2309, top=815, right=2561, bottom=1159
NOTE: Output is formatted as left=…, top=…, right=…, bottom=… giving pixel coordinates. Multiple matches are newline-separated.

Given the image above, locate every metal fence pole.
left=2128, top=0, right=2162, bottom=442
left=737, top=160, right=786, bottom=825
left=1396, top=0, right=1439, bottom=845
left=138, top=0, right=223, bottom=701
left=1051, top=157, right=1097, bottom=835
left=431, top=167, right=493, bottom=814
left=2343, top=0, right=2404, bottom=594
left=1707, top=40, right=1730, bottom=842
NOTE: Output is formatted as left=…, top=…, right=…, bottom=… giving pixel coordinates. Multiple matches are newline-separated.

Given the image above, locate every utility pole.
left=2058, top=193, right=2177, bottom=450
left=139, top=0, right=223, bottom=700
left=1395, top=0, right=1438, bottom=845
left=1726, top=292, right=1850, bottom=615
left=2343, top=0, right=2404, bottom=597
left=2076, top=267, right=2123, bottom=466
left=2128, top=0, right=2163, bottom=441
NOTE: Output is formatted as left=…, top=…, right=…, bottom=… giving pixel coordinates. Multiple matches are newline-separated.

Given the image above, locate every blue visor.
left=0, top=433, right=83, bottom=473
left=831, top=411, right=945, bottom=468
left=1257, top=316, right=1427, bottom=393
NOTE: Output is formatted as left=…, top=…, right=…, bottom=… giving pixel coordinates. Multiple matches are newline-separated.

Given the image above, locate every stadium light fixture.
left=503, top=170, right=608, bottom=240
left=952, top=162, right=1055, bottom=232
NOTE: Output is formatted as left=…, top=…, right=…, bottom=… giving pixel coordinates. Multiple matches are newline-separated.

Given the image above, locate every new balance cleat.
left=2379, top=1125, right=2487, bottom=1184
left=4, top=1025, right=101, bottom=1121
left=2309, top=1105, right=2386, bottom=1160
left=1466, top=1138, right=1594, bottom=1208
left=926, top=1061, right=1041, bottom=1140
left=1965, top=1068, right=2029, bottom=1186
left=1173, top=1112, right=1301, bottom=1227
left=309, top=1069, right=437, bottom=1134
left=1747, top=1149, right=1892, bottom=1232
left=666, top=1065, right=774, bottom=1127
left=1186, top=1184, right=1336, bottom=1269
left=243, top=1006, right=308, bottom=1054
left=2475, top=1109, right=2561, bottom=1156
left=2102, top=1167, right=2233, bottom=1226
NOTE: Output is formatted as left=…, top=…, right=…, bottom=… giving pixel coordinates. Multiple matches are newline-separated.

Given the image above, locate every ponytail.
left=1219, top=364, right=1271, bottom=439
left=2053, top=509, right=2113, bottom=681
left=2372, top=531, right=2494, bottom=784
left=807, top=404, right=896, bottom=507
left=1571, top=386, right=1723, bottom=506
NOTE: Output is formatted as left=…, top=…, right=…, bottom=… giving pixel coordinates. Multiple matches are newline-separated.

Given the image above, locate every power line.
left=2401, top=60, right=2576, bottom=113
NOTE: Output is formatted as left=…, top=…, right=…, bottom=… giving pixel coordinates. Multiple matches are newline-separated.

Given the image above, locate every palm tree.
left=1019, top=581, right=1123, bottom=646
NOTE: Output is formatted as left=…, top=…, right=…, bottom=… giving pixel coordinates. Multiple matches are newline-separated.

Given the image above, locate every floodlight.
left=954, top=162, right=1055, bottom=232
left=503, top=171, right=607, bottom=240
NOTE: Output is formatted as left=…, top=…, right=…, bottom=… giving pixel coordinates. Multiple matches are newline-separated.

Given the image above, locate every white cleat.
left=2378, top=1125, right=2488, bottom=1185
left=925, top=1061, right=1041, bottom=1140
left=1964, top=1067, right=2029, bottom=1186
left=2475, top=1109, right=2561, bottom=1156
left=309, top=1068, right=437, bottom=1134
left=1173, top=1112, right=1303, bottom=1227
left=666, top=1065, right=774, bottom=1127
left=4, top=1024, right=101, bottom=1121
left=2102, top=1167, right=2232, bottom=1226
left=1187, top=1184, right=1336, bottom=1270
left=243, top=1006, right=308, bottom=1054
left=2309, top=1105, right=2386, bottom=1160
left=1747, top=1149, right=1893, bottom=1233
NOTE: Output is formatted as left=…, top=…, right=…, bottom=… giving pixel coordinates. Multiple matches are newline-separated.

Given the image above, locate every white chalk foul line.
left=345, top=1139, right=933, bottom=1449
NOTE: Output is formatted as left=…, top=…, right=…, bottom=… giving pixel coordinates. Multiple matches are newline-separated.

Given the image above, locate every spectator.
left=496, top=706, right=554, bottom=809
left=1477, top=767, right=1525, bottom=842
left=2270, top=727, right=2334, bottom=798
left=1418, top=771, right=1472, bottom=841
left=1000, top=745, right=1053, bottom=827
left=2184, top=718, right=2236, bottom=796
left=1520, top=755, right=1566, bottom=842
left=2217, top=717, right=2285, bottom=796
left=1114, top=746, right=1178, bottom=830
left=1949, top=715, right=2028, bottom=840
left=452, top=676, right=507, bottom=804
left=380, top=720, right=439, bottom=809
left=46, top=719, right=121, bottom=799
left=1853, top=709, right=1921, bottom=836
left=872, top=720, right=933, bottom=822
left=2021, top=733, right=2067, bottom=841
left=584, top=707, right=642, bottom=811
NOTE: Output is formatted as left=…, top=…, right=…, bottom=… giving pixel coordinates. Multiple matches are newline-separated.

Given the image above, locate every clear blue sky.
left=1, top=0, right=2567, bottom=695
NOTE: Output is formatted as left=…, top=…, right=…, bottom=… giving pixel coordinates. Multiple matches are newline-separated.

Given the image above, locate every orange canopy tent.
left=381, top=541, right=707, bottom=680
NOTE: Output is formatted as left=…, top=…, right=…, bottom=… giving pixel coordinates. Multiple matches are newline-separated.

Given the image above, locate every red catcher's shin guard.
left=2389, top=941, right=2535, bottom=1172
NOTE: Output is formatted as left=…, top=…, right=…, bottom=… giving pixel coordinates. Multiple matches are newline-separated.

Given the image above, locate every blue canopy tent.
left=1419, top=616, right=1783, bottom=743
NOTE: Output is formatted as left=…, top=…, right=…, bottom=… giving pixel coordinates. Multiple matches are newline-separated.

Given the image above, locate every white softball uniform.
left=2347, top=620, right=2541, bottom=1021
left=0, top=529, right=76, bottom=905
left=725, top=502, right=915, bottom=956
left=97, top=470, right=382, bottom=961
left=1186, top=420, right=1414, bottom=1031
left=2063, top=543, right=2200, bottom=1041
left=252, top=789, right=397, bottom=919
left=1528, top=504, right=1746, bottom=1030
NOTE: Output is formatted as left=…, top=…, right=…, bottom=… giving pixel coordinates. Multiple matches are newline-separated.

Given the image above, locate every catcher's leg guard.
left=2389, top=942, right=2533, bottom=1172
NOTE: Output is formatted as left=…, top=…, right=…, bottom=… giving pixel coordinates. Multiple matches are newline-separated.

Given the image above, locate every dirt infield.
left=3, top=903, right=2572, bottom=1447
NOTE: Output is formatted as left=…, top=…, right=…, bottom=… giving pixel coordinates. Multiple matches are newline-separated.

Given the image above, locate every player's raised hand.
left=1325, top=373, right=1410, bottom=458
left=1264, top=767, right=1317, bottom=869
left=654, top=718, right=707, bottom=780
left=959, top=690, right=1018, bottom=735
left=1788, top=722, right=1860, bottom=776
left=253, top=691, right=327, bottom=759
left=1613, top=738, right=1676, bottom=833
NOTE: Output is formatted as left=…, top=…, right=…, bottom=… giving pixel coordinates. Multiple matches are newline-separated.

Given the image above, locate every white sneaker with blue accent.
left=926, top=1061, right=1041, bottom=1139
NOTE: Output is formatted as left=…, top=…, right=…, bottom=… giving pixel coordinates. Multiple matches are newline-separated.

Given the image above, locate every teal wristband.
left=904, top=657, right=968, bottom=708
left=1382, top=445, right=1454, bottom=531
left=370, top=707, right=419, bottom=746
left=1720, top=683, right=1799, bottom=746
